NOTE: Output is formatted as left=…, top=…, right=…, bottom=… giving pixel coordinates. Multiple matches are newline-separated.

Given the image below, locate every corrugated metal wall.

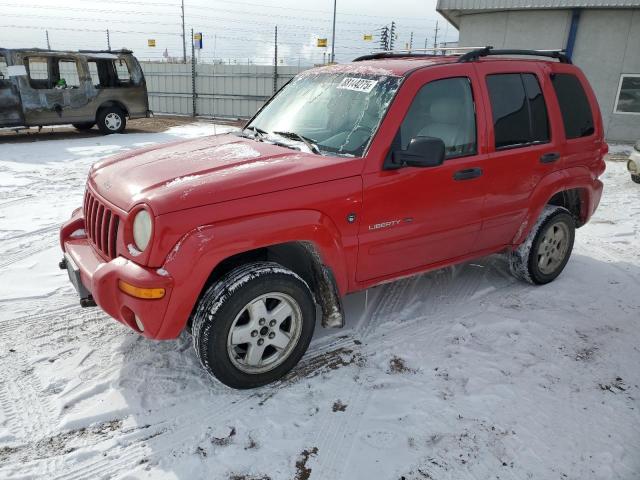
left=141, top=62, right=307, bottom=118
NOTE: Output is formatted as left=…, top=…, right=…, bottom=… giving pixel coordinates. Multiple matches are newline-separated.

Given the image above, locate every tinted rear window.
left=486, top=73, right=550, bottom=149
left=551, top=73, right=594, bottom=139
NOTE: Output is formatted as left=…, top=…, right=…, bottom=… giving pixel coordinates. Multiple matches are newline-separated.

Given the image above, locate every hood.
left=89, top=133, right=361, bottom=215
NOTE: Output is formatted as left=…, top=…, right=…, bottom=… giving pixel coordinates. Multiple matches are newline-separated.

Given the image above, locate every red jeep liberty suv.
left=59, top=47, right=607, bottom=388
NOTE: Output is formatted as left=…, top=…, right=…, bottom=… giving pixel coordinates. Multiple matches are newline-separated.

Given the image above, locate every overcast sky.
left=0, top=0, right=458, bottom=65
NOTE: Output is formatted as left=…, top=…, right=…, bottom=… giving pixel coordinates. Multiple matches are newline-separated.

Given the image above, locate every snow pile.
left=0, top=128, right=639, bottom=479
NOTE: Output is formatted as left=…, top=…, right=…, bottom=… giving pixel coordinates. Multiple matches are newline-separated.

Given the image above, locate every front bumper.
left=60, top=212, right=175, bottom=339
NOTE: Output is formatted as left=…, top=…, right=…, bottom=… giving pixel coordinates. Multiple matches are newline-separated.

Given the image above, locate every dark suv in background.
left=0, top=48, right=150, bottom=134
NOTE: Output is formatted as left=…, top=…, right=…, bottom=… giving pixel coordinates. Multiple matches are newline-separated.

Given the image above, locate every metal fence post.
left=273, top=25, right=278, bottom=94
left=191, top=28, right=197, bottom=117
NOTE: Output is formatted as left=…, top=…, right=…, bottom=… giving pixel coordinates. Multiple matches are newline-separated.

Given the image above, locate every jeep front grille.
left=83, top=189, right=120, bottom=260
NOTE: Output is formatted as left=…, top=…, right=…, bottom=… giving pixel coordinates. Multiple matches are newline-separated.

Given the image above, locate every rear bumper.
left=587, top=178, right=604, bottom=223
left=60, top=212, right=176, bottom=339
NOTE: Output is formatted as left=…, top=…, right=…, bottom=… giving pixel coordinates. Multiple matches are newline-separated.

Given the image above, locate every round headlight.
left=133, top=210, right=152, bottom=252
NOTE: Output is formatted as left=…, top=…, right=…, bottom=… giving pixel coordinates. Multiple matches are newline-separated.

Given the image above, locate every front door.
left=20, top=55, right=90, bottom=125
left=0, top=53, right=23, bottom=126
left=356, top=66, right=489, bottom=283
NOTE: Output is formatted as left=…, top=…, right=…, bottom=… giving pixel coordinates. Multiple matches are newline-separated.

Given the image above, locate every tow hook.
left=58, top=258, right=67, bottom=270
left=80, top=296, right=97, bottom=308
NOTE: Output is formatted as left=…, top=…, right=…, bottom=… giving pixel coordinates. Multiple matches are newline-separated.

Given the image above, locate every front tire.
left=632, top=174, right=640, bottom=184
left=509, top=206, right=575, bottom=285
left=192, top=262, right=316, bottom=389
left=97, top=107, right=126, bottom=134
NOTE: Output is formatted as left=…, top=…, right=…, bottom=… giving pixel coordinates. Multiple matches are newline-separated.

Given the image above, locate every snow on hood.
left=88, top=133, right=357, bottom=215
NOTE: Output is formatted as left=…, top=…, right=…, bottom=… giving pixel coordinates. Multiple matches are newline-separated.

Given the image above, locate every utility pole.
left=191, top=28, right=196, bottom=117
left=106, top=29, right=111, bottom=51
left=273, top=25, right=278, bottom=94
left=433, top=20, right=440, bottom=50
left=181, top=0, right=187, bottom=63
left=379, top=25, right=389, bottom=51
left=424, top=36, right=428, bottom=49
left=330, top=0, right=337, bottom=63
left=409, top=31, right=413, bottom=51
left=45, top=30, right=51, bottom=50
left=389, top=21, right=396, bottom=50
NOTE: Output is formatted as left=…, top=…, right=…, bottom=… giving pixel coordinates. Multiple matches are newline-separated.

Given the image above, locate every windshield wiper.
left=243, top=125, right=268, bottom=140
left=272, top=131, right=320, bottom=154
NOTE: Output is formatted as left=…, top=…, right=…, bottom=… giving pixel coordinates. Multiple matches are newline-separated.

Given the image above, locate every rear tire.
left=632, top=174, right=640, bottom=184
left=97, top=107, right=126, bottom=134
left=72, top=122, right=95, bottom=131
left=509, top=206, right=575, bottom=285
left=192, top=262, right=316, bottom=389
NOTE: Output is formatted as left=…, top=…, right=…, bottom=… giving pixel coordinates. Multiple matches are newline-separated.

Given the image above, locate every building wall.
left=457, top=8, right=640, bottom=142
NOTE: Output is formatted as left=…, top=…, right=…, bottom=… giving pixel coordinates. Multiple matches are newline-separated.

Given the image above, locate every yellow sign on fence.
left=363, top=34, right=373, bottom=41
left=148, top=39, right=156, bottom=47
left=317, top=38, right=327, bottom=47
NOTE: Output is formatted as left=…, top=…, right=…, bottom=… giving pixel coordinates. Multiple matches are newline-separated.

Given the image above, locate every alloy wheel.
left=226, top=292, right=302, bottom=374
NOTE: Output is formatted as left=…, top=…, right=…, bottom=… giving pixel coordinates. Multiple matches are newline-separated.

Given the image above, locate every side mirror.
left=390, top=136, right=445, bottom=169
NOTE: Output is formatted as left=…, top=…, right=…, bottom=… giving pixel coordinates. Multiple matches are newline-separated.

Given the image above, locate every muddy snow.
left=0, top=125, right=639, bottom=480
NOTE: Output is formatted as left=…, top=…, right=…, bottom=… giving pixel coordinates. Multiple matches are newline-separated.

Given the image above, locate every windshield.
left=246, top=71, right=403, bottom=157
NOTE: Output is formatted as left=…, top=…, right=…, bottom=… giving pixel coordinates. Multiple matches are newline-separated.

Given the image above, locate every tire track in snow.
left=0, top=343, right=57, bottom=442
left=9, top=260, right=532, bottom=479
left=46, top=327, right=366, bottom=479
left=311, top=260, right=521, bottom=479
left=0, top=236, right=58, bottom=270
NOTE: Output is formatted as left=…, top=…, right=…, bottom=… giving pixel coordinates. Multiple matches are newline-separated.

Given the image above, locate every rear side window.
left=113, top=59, right=131, bottom=84
left=57, top=59, right=80, bottom=88
left=486, top=73, right=550, bottom=149
left=551, top=73, right=595, bottom=139
left=88, top=58, right=134, bottom=88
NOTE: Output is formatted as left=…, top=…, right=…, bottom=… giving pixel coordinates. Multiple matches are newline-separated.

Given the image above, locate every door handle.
left=540, top=152, right=560, bottom=164
left=453, top=168, right=483, bottom=181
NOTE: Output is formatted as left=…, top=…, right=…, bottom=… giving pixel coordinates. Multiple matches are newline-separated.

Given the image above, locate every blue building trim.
left=565, top=8, right=581, bottom=60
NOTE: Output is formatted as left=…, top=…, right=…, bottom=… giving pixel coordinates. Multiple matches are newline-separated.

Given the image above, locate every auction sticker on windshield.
left=337, top=77, right=378, bottom=93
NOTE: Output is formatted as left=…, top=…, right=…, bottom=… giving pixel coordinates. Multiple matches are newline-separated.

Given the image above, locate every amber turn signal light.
left=118, top=280, right=165, bottom=299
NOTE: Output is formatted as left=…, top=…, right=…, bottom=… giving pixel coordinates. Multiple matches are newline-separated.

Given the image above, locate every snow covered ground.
left=0, top=124, right=639, bottom=480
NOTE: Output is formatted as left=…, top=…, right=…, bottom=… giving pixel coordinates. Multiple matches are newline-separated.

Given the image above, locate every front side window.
left=551, top=73, right=594, bottom=138
left=247, top=72, right=403, bottom=157
left=486, top=73, right=550, bottom=149
left=26, top=57, right=51, bottom=89
left=614, top=74, right=640, bottom=114
left=0, top=56, right=9, bottom=87
left=397, top=77, right=477, bottom=158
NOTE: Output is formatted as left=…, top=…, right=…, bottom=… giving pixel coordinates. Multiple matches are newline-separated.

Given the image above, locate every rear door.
left=472, top=62, right=562, bottom=250
left=0, top=52, right=23, bottom=126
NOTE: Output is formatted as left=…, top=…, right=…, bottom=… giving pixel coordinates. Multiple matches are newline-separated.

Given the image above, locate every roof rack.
left=457, top=46, right=571, bottom=63
left=78, top=49, right=133, bottom=54
left=353, top=46, right=486, bottom=62
left=354, top=46, right=571, bottom=64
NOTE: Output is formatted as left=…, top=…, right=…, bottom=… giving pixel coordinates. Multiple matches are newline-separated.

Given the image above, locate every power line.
left=0, top=24, right=182, bottom=36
